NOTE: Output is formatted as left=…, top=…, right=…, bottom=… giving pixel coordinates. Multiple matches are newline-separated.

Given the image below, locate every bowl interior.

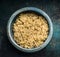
left=10, top=11, right=50, bottom=48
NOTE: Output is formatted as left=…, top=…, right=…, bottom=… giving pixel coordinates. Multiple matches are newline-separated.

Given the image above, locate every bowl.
left=7, top=7, right=53, bottom=53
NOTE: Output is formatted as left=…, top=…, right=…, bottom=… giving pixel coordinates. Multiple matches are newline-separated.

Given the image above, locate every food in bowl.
left=13, top=12, right=49, bottom=49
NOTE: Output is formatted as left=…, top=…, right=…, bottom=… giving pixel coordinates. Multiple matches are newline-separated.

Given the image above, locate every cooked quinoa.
left=13, top=12, right=49, bottom=49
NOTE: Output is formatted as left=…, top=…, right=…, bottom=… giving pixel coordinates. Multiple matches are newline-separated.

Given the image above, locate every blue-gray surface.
left=0, top=0, right=60, bottom=57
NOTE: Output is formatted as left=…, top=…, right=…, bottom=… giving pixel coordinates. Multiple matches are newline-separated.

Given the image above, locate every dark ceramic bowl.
left=7, top=7, right=53, bottom=53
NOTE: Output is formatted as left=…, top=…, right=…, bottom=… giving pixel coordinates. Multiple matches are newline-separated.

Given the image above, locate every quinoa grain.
left=13, top=12, right=49, bottom=49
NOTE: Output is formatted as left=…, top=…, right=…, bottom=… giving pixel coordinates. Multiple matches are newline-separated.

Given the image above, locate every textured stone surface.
left=0, top=0, right=60, bottom=57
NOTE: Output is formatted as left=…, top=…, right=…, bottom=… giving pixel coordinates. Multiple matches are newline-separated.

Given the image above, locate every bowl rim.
left=7, top=7, right=53, bottom=53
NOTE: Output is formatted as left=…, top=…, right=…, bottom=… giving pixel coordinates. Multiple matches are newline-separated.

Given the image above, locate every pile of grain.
left=13, top=13, right=49, bottom=49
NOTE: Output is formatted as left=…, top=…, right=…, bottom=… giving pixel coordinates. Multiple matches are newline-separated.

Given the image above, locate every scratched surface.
left=0, top=0, right=60, bottom=57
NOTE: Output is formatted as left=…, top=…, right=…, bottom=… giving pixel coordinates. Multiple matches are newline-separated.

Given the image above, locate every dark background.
left=0, top=0, right=60, bottom=57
